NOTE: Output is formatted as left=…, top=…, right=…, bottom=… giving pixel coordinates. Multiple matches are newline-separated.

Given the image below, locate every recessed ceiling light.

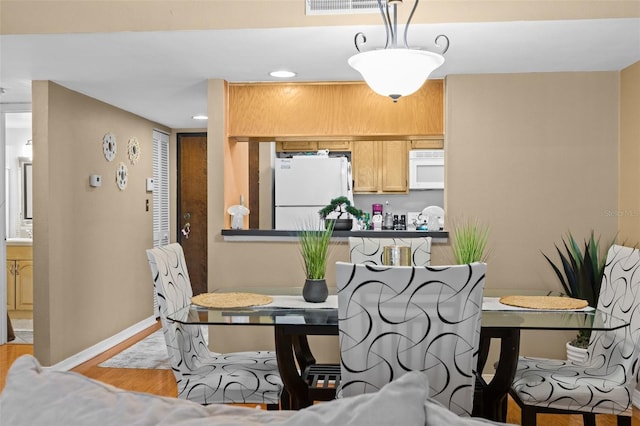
left=270, top=70, right=296, bottom=78
left=192, top=115, right=208, bottom=120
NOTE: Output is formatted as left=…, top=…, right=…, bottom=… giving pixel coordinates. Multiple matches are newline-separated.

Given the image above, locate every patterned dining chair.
left=336, top=261, right=486, bottom=416
left=146, top=243, right=283, bottom=407
left=510, top=244, right=640, bottom=426
left=348, top=236, right=432, bottom=266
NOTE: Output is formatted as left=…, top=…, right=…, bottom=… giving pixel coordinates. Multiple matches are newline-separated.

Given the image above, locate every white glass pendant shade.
left=348, top=48, right=445, bottom=100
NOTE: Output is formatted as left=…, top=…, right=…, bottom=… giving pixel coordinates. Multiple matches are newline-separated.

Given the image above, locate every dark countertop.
left=221, top=229, right=448, bottom=242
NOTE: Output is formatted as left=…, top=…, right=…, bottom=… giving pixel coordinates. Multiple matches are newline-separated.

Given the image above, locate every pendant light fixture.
left=348, top=0, right=449, bottom=102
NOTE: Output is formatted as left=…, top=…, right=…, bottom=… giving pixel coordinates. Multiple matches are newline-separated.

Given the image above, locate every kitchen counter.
left=221, top=229, right=448, bottom=243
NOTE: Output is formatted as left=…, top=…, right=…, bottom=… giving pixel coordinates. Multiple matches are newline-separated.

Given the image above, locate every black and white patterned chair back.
left=586, top=245, right=640, bottom=392
left=146, top=244, right=211, bottom=380
left=348, top=237, right=432, bottom=266
left=147, top=244, right=282, bottom=405
left=511, top=244, right=640, bottom=419
left=336, top=261, right=486, bottom=416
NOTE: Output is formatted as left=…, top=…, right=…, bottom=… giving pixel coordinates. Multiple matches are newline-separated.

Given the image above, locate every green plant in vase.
left=318, top=196, right=364, bottom=231
left=451, top=218, right=490, bottom=264
left=542, top=231, right=613, bottom=348
left=298, top=220, right=335, bottom=302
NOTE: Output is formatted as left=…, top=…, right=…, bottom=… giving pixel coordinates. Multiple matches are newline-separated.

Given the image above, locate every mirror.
left=22, top=161, right=32, bottom=220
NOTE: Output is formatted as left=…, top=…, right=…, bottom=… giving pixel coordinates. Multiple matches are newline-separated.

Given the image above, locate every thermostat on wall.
left=89, top=174, right=102, bottom=187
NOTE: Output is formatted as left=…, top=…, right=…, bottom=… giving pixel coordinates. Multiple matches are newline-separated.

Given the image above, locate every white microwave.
left=409, top=150, right=444, bottom=189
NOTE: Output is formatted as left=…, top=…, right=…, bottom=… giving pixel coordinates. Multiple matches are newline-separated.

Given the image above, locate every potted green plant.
left=318, top=196, right=364, bottom=231
left=542, top=231, right=612, bottom=360
left=298, top=220, right=335, bottom=302
left=451, top=218, right=490, bottom=264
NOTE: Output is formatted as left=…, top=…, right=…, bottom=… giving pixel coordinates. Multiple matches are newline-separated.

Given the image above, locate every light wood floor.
left=2, top=324, right=640, bottom=425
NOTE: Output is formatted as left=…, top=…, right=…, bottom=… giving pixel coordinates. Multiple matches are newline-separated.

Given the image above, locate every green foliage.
left=542, top=231, right=613, bottom=348
left=451, top=219, right=490, bottom=264
left=318, top=196, right=364, bottom=220
left=542, top=231, right=611, bottom=308
left=298, top=220, right=335, bottom=280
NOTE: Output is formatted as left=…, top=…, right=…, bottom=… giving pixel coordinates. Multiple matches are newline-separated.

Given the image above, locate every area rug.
left=98, top=329, right=171, bottom=369
left=99, top=328, right=210, bottom=370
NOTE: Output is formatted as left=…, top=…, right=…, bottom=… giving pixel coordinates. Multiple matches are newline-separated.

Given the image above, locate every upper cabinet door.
left=380, top=140, right=408, bottom=193
left=352, top=141, right=378, bottom=193
left=352, top=140, right=408, bottom=194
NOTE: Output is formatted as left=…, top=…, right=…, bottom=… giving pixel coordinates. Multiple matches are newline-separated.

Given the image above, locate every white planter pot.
left=566, top=341, right=588, bottom=365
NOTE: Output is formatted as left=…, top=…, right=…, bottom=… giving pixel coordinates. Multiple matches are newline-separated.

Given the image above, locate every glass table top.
left=167, top=287, right=629, bottom=331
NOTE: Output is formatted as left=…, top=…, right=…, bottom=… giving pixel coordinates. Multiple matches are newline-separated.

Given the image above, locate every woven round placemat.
left=191, top=292, right=273, bottom=309
left=499, top=295, right=589, bottom=310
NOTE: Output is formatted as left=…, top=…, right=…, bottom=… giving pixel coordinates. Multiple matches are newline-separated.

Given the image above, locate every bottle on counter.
left=399, top=215, right=406, bottom=230
left=371, top=213, right=383, bottom=231
left=371, top=203, right=383, bottom=231
left=383, top=212, right=394, bottom=230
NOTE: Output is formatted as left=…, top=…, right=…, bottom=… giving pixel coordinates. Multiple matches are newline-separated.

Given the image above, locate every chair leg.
left=617, top=415, right=631, bottom=426
left=521, top=405, right=537, bottom=426
left=582, top=413, right=596, bottom=426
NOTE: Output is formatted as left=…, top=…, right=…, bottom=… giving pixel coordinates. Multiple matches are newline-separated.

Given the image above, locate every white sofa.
left=0, top=355, right=511, bottom=426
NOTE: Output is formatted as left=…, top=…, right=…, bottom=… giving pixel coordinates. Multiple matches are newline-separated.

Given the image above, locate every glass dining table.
left=167, top=287, right=629, bottom=422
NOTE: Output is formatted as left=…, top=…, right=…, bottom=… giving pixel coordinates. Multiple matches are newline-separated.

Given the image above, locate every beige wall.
left=619, top=61, right=640, bottom=243
left=445, top=72, right=620, bottom=359
left=32, top=82, right=170, bottom=365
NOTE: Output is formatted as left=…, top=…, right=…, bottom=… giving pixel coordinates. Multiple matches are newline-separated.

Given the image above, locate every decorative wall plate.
left=103, top=132, right=117, bottom=162
left=128, top=137, right=140, bottom=165
left=116, top=162, right=128, bottom=190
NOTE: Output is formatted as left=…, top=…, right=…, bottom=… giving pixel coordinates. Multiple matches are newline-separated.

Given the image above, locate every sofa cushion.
left=0, top=355, right=505, bottom=426
left=0, top=355, right=292, bottom=426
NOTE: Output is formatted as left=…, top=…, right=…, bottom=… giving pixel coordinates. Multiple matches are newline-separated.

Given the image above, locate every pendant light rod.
left=348, top=0, right=451, bottom=102
left=354, top=0, right=449, bottom=54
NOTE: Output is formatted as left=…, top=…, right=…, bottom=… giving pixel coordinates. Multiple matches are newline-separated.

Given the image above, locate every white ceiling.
left=1, top=18, right=639, bottom=129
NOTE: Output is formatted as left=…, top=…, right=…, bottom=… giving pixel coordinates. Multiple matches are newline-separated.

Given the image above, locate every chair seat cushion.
left=177, top=350, right=283, bottom=405
left=511, top=356, right=632, bottom=415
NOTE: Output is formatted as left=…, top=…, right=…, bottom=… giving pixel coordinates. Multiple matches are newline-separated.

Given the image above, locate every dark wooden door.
left=177, top=133, right=207, bottom=296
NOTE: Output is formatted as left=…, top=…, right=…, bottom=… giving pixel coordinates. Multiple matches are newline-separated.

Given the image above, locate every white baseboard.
left=50, top=316, right=157, bottom=371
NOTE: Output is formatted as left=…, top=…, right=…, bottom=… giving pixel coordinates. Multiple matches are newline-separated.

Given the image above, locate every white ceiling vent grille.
left=306, top=0, right=380, bottom=15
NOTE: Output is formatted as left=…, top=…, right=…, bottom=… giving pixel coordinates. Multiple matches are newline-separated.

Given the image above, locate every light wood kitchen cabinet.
left=276, top=141, right=318, bottom=152
left=410, top=139, right=444, bottom=149
left=276, top=140, right=352, bottom=152
left=352, top=140, right=408, bottom=193
left=229, top=81, right=444, bottom=138
left=6, top=245, right=33, bottom=312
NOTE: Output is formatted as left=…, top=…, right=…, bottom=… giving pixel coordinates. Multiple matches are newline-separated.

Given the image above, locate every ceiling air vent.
left=306, top=0, right=380, bottom=15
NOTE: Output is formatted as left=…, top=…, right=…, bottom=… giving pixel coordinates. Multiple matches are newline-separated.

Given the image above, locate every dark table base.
left=473, top=328, right=521, bottom=422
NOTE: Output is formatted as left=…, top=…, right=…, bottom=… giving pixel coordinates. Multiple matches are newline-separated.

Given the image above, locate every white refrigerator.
left=274, top=156, right=353, bottom=230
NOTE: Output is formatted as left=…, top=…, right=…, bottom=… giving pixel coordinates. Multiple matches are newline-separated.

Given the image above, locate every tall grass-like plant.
left=542, top=231, right=610, bottom=308
left=542, top=230, right=613, bottom=347
left=452, top=219, right=490, bottom=264
left=298, top=220, right=335, bottom=280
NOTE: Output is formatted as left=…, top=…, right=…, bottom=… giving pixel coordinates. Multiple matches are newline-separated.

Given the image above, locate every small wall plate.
left=116, top=162, right=128, bottom=190
left=103, top=132, right=117, bottom=162
left=128, top=137, right=140, bottom=165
